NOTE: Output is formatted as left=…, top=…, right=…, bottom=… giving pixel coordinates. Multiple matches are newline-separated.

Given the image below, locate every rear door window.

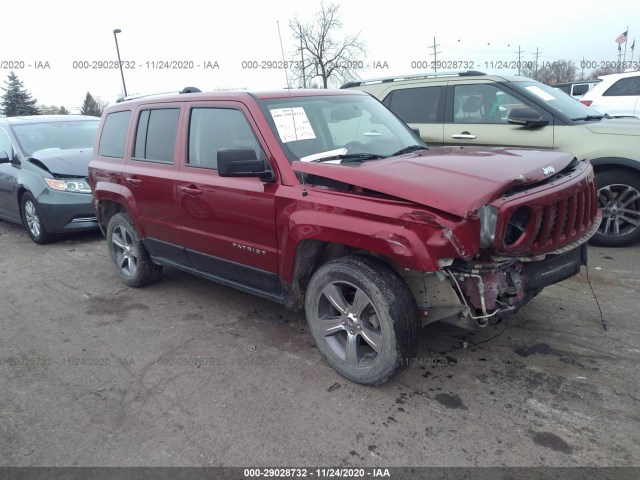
left=133, top=108, right=180, bottom=163
left=383, top=86, right=443, bottom=123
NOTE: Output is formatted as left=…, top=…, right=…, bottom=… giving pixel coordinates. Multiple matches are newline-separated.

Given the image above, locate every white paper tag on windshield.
left=525, top=85, right=556, bottom=102
left=270, top=107, right=316, bottom=143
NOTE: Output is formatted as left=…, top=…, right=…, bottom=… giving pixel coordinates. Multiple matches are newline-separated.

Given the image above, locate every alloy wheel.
left=312, top=280, right=383, bottom=367
left=111, top=225, right=139, bottom=277
left=24, top=200, right=41, bottom=238
left=598, top=183, right=640, bottom=238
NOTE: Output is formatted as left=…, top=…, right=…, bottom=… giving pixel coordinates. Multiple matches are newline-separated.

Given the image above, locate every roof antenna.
left=277, top=21, right=307, bottom=196
left=277, top=21, right=291, bottom=91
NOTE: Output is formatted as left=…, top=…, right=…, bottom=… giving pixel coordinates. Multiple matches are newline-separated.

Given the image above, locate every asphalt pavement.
left=0, top=219, right=638, bottom=467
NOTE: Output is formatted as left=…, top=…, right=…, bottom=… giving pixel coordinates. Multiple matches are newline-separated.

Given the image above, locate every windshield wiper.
left=311, top=153, right=387, bottom=163
left=571, top=114, right=604, bottom=121
left=391, top=145, right=428, bottom=157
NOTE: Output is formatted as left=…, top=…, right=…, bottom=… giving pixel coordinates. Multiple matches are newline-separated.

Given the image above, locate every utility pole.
left=429, top=37, right=441, bottom=73
left=534, top=47, right=542, bottom=79
left=515, top=46, right=525, bottom=75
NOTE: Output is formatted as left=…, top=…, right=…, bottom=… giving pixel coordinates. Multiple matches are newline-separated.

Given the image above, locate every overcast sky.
left=3, top=0, right=639, bottom=112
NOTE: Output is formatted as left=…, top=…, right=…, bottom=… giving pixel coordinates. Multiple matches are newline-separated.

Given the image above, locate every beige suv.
left=343, top=71, right=640, bottom=247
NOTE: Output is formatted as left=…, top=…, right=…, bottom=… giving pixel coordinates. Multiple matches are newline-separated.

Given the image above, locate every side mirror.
left=507, top=107, right=549, bottom=127
left=0, top=150, right=10, bottom=164
left=411, top=127, right=421, bottom=137
left=217, top=148, right=274, bottom=182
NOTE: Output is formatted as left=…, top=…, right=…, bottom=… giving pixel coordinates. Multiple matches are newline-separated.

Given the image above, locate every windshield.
left=259, top=94, right=426, bottom=162
left=12, top=119, right=99, bottom=156
left=512, top=81, right=603, bottom=121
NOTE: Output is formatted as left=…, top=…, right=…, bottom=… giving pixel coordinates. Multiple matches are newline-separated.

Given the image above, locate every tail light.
left=580, top=100, right=593, bottom=106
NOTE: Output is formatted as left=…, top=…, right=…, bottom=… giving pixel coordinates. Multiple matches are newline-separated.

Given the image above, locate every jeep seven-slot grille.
left=499, top=178, right=598, bottom=256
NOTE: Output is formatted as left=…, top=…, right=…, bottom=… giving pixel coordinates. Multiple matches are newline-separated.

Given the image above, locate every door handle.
left=451, top=132, right=477, bottom=140
left=125, top=176, right=142, bottom=186
left=179, top=185, right=203, bottom=196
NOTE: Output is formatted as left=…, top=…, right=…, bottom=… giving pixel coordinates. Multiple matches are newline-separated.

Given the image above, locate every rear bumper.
left=34, top=190, right=98, bottom=233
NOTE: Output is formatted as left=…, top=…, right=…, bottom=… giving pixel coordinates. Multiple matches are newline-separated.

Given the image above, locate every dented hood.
left=293, top=146, right=575, bottom=217
left=28, top=148, right=93, bottom=177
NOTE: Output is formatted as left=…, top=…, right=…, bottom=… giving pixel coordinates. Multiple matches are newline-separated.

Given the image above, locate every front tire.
left=304, top=255, right=419, bottom=385
left=106, top=213, right=162, bottom=287
left=591, top=169, right=640, bottom=247
left=21, top=193, right=51, bottom=244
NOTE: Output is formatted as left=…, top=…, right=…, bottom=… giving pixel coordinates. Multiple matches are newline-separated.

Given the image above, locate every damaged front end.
left=439, top=244, right=588, bottom=328
left=411, top=159, right=600, bottom=329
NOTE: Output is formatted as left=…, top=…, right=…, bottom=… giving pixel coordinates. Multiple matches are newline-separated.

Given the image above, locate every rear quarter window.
left=604, top=77, right=640, bottom=96
left=98, top=111, right=131, bottom=158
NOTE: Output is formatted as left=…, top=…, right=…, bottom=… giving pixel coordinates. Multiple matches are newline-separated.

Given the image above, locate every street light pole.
left=112, top=29, right=128, bottom=98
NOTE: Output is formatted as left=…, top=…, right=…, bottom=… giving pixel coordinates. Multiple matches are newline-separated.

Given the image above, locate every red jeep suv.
left=89, top=88, right=600, bottom=384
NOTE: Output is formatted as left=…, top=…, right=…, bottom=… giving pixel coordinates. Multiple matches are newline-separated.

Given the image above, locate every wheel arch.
left=590, top=157, right=640, bottom=178
left=17, top=186, right=30, bottom=223
left=282, top=238, right=407, bottom=311
left=94, top=185, right=145, bottom=238
left=96, top=199, right=128, bottom=236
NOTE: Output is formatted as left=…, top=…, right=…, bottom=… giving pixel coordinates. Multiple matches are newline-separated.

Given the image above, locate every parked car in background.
left=580, top=71, right=640, bottom=118
left=0, top=115, right=100, bottom=243
left=343, top=71, right=640, bottom=247
left=89, top=88, right=600, bottom=384
left=553, top=80, right=600, bottom=99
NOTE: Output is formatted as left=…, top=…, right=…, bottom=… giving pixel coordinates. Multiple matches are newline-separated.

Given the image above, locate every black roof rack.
left=116, top=86, right=202, bottom=102
left=340, top=71, right=487, bottom=89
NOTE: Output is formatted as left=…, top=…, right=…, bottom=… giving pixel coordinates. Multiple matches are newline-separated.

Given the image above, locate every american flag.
left=615, top=31, right=627, bottom=44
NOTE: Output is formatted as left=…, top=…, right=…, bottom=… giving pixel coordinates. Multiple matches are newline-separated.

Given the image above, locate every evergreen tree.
left=1, top=72, right=40, bottom=116
left=80, top=92, right=106, bottom=117
left=59, top=106, right=70, bottom=115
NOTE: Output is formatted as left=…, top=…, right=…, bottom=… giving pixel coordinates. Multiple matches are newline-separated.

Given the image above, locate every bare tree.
left=588, top=67, right=618, bottom=80
left=289, top=3, right=366, bottom=88
left=38, top=104, right=70, bottom=115
left=521, top=59, right=577, bottom=85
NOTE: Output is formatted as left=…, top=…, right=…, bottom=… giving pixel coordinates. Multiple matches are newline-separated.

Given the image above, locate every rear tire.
left=304, top=255, right=419, bottom=385
left=106, top=213, right=162, bottom=287
left=591, top=169, right=640, bottom=247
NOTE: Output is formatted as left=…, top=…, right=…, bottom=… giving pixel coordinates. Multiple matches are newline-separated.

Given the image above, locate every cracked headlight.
left=45, top=178, right=91, bottom=193
left=478, top=205, right=498, bottom=248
